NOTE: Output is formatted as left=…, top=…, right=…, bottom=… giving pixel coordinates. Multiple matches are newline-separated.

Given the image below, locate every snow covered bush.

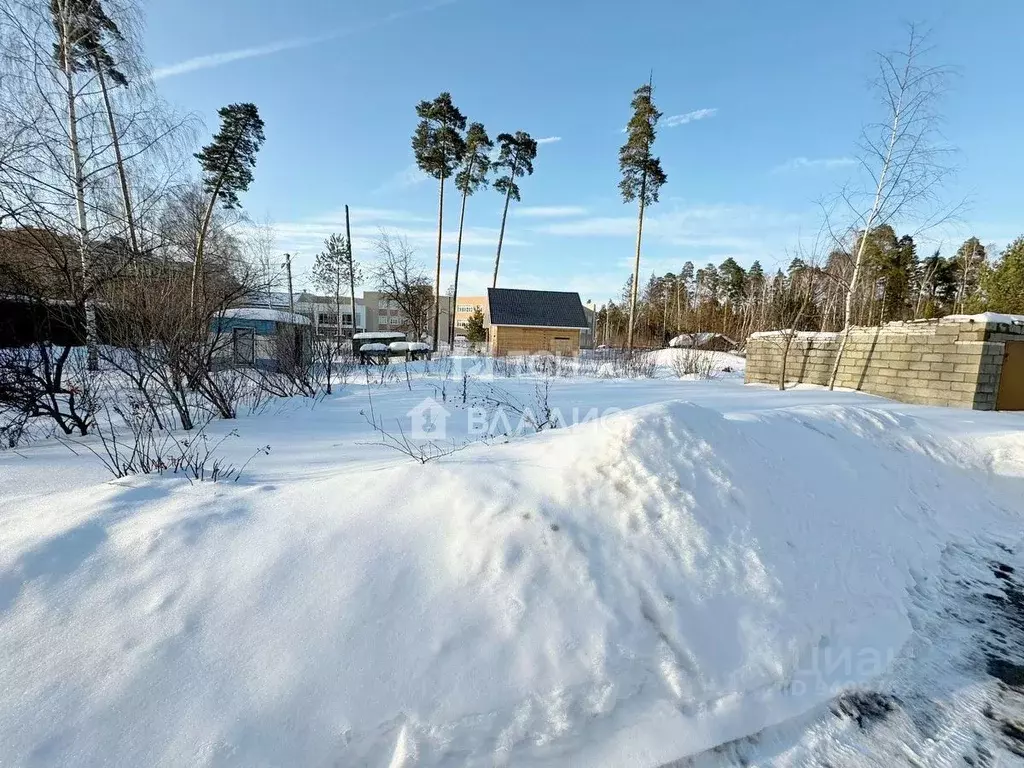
left=75, top=408, right=270, bottom=482
left=670, top=347, right=718, bottom=380
left=602, top=348, right=658, bottom=379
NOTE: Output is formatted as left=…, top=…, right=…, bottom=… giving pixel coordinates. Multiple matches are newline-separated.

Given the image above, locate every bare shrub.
left=472, top=379, right=562, bottom=435
left=0, top=342, right=98, bottom=435
left=492, top=356, right=527, bottom=378
left=359, top=389, right=468, bottom=464
left=670, top=347, right=718, bottom=380
left=603, top=348, right=657, bottom=379
left=0, top=408, right=29, bottom=448
left=66, top=408, right=270, bottom=482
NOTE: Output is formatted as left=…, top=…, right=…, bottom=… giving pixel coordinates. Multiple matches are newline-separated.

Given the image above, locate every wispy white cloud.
left=269, top=206, right=529, bottom=282
left=536, top=136, right=562, bottom=145
left=772, top=156, right=857, bottom=173
left=513, top=205, right=588, bottom=219
left=663, top=108, right=718, bottom=127
left=373, top=164, right=429, bottom=195
left=152, top=0, right=458, bottom=80
left=152, top=37, right=328, bottom=80
left=531, top=202, right=811, bottom=268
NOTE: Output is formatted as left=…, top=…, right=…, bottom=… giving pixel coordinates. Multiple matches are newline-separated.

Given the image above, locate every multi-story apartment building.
left=452, top=295, right=489, bottom=335
left=291, top=292, right=367, bottom=337
left=261, top=291, right=455, bottom=345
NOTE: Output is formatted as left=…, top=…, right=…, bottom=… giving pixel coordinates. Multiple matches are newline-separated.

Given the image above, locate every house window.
left=232, top=327, right=255, bottom=365
left=318, top=312, right=338, bottom=327
left=341, top=313, right=353, bottom=325
left=389, top=316, right=402, bottom=325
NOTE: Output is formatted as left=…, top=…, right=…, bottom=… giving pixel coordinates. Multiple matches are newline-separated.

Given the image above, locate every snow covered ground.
left=1, top=352, right=1023, bottom=766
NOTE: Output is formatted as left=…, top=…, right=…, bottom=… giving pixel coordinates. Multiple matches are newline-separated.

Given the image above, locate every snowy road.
left=664, top=541, right=1024, bottom=766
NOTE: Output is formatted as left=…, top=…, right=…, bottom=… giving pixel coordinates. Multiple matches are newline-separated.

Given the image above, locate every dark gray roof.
left=487, top=288, right=589, bottom=329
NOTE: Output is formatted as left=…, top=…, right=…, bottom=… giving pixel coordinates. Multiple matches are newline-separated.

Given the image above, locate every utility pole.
left=283, top=253, right=295, bottom=316
left=345, top=205, right=357, bottom=337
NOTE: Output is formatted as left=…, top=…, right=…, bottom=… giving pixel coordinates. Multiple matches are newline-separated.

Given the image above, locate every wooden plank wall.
left=490, top=326, right=580, bottom=356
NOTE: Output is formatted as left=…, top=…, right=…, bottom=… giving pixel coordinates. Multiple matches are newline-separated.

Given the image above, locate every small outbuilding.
left=486, top=288, right=590, bottom=356
left=212, top=307, right=312, bottom=372
left=668, top=332, right=739, bottom=352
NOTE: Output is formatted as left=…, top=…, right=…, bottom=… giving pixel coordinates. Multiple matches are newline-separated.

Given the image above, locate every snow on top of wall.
left=353, top=331, right=406, bottom=340
left=748, top=330, right=841, bottom=340
left=943, top=312, right=1024, bottom=325
left=389, top=341, right=430, bottom=352
left=358, top=343, right=390, bottom=352
left=221, top=307, right=311, bottom=325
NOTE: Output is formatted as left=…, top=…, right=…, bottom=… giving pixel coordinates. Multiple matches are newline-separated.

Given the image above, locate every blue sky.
left=144, top=0, right=1024, bottom=303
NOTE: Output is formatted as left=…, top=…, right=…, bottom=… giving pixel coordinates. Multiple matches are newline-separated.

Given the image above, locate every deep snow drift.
left=1, top=371, right=1023, bottom=766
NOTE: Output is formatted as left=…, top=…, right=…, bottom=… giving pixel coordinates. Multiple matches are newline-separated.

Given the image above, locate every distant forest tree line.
left=595, top=228, right=1024, bottom=347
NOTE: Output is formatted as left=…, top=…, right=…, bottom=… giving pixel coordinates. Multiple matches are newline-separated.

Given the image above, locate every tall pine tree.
left=412, top=92, right=466, bottom=351
left=619, top=80, right=667, bottom=349
left=49, top=0, right=116, bottom=369
left=491, top=131, right=538, bottom=287
left=74, top=0, right=141, bottom=260
left=450, top=122, right=492, bottom=342
left=192, top=103, right=265, bottom=306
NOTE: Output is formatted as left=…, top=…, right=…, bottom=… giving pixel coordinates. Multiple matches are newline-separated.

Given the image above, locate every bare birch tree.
left=827, top=24, right=956, bottom=389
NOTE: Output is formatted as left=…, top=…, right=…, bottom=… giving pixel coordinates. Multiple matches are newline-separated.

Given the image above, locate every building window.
left=456, top=304, right=479, bottom=314
left=388, top=316, right=402, bottom=325
left=232, top=327, right=255, bottom=365
left=341, top=313, right=353, bottom=325
left=318, top=312, right=338, bottom=327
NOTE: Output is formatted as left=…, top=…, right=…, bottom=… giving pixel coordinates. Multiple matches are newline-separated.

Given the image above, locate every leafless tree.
left=826, top=24, right=958, bottom=389
left=776, top=262, right=819, bottom=390
left=372, top=230, right=433, bottom=342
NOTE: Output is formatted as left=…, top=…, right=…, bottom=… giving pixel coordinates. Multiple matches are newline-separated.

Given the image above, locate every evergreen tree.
left=719, top=258, right=747, bottom=304
left=916, top=249, right=957, bottom=318
left=678, top=261, right=695, bottom=316
left=450, top=122, right=492, bottom=342
left=312, top=233, right=361, bottom=336
left=748, top=260, right=765, bottom=284
left=51, top=0, right=125, bottom=80
left=464, top=306, right=487, bottom=342
left=983, top=237, right=1024, bottom=313
left=50, top=0, right=136, bottom=367
left=886, top=234, right=918, bottom=321
left=312, top=234, right=360, bottom=393
left=73, top=0, right=144, bottom=264
left=192, top=103, right=265, bottom=306
left=412, top=92, right=466, bottom=350
left=953, top=237, right=987, bottom=313
left=491, top=130, right=538, bottom=287
left=619, top=80, right=667, bottom=349
left=696, top=264, right=720, bottom=302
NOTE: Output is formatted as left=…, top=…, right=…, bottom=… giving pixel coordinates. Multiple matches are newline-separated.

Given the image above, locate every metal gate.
left=996, top=341, right=1024, bottom=411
